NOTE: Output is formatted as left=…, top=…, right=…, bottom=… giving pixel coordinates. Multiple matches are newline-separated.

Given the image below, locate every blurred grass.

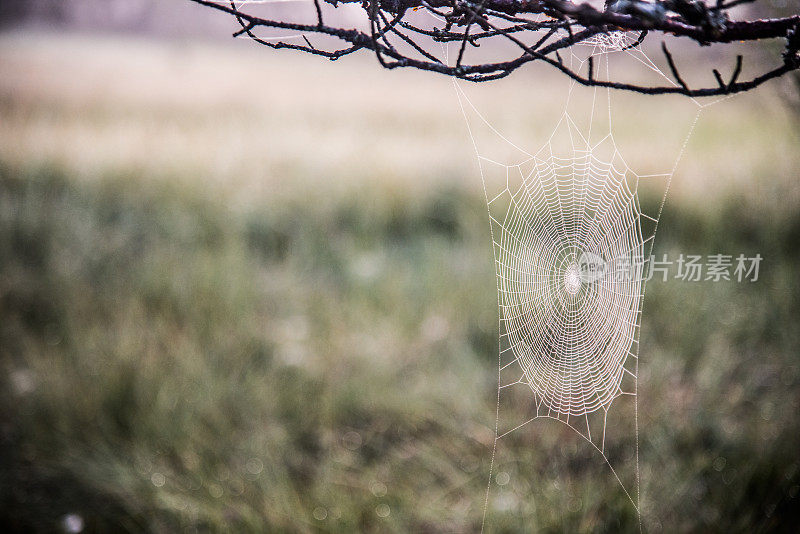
left=1, top=32, right=799, bottom=533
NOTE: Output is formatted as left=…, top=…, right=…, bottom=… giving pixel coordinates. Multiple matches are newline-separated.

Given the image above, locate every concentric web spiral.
left=494, top=143, right=645, bottom=419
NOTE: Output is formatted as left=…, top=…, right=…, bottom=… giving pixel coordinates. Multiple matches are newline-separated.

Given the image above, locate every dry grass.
left=1, top=31, right=797, bottom=206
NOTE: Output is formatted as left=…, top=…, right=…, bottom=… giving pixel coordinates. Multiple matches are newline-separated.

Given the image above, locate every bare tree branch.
left=187, top=0, right=800, bottom=97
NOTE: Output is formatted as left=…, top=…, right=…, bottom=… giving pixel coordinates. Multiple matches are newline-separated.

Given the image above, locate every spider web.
left=579, top=31, right=640, bottom=54
left=443, top=29, right=735, bottom=531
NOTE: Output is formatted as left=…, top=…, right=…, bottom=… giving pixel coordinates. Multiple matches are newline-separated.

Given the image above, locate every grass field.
left=1, top=31, right=799, bottom=533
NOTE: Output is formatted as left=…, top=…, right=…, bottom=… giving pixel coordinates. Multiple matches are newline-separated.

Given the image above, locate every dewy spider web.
left=443, top=28, right=736, bottom=531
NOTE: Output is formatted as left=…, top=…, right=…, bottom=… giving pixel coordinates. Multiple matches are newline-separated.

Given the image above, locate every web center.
left=563, top=263, right=582, bottom=296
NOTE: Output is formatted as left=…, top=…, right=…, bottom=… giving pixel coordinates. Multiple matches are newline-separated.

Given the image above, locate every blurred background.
left=1, top=1, right=799, bottom=532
